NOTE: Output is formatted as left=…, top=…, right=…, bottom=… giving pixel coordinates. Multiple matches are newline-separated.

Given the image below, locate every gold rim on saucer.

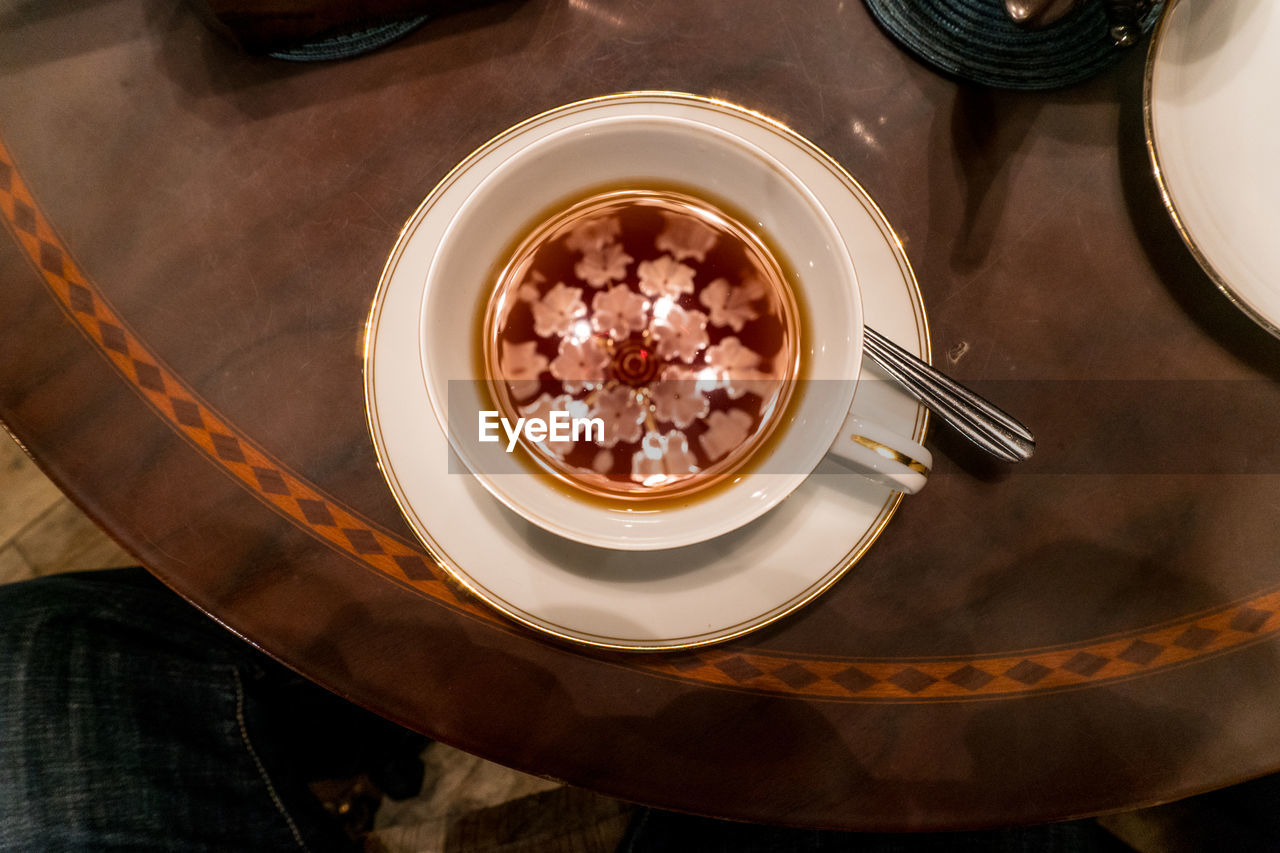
left=1143, top=0, right=1280, bottom=340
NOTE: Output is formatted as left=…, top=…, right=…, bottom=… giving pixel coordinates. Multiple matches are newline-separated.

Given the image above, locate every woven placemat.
left=269, top=15, right=431, bottom=62
left=864, top=0, right=1163, bottom=90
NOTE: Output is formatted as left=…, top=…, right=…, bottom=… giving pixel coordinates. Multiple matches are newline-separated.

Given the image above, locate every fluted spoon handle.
left=863, top=327, right=1035, bottom=463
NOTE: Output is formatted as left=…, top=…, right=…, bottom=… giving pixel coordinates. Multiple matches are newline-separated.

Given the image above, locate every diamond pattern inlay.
left=714, top=656, right=764, bottom=682
left=296, top=498, right=336, bottom=527
left=1006, top=660, right=1052, bottom=685
left=1117, top=640, right=1163, bottom=666
left=38, top=240, right=63, bottom=275
left=1174, top=625, right=1218, bottom=650
left=12, top=198, right=34, bottom=234
left=1062, top=652, right=1109, bottom=677
left=99, top=321, right=128, bottom=355
left=67, top=283, right=95, bottom=316
left=134, top=360, right=165, bottom=393
left=830, top=666, right=878, bottom=694
left=946, top=665, right=995, bottom=691
left=252, top=467, right=290, bottom=496
left=1230, top=608, right=1272, bottom=634
left=393, top=554, right=437, bottom=581
left=209, top=432, right=246, bottom=464
left=343, top=528, right=383, bottom=555
left=889, top=667, right=938, bottom=694
left=771, top=663, right=821, bottom=690
left=171, top=398, right=204, bottom=428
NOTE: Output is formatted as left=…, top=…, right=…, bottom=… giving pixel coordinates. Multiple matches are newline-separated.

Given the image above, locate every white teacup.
left=420, top=112, right=931, bottom=550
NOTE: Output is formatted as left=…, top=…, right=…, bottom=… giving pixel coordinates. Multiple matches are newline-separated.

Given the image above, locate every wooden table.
left=3, top=0, right=1279, bottom=830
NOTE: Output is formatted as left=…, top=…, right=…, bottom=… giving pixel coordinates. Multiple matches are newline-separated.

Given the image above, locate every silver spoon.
left=863, top=327, right=1035, bottom=463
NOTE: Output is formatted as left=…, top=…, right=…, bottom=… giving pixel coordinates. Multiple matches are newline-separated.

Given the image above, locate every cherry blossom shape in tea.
left=500, top=340, right=549, bottom=401
left=698, top=408, right=754, bottom=463
left=637, top=255, right=697, bottom=300
left=704, top=336, right=775, bottom=400
left=565, top=215, right=621, bottom=253
left=574, top=243, right=634, bottom=288
left=655, top=211, right=718, bottom=263
left=532, top=282, right=587, bottom=338
left=649, top=302, right=709, bottom=363
left=699, top=276, right=764, bottom=333
left=705, top=336, right=759, bottom=376
left=550, top=337, right=609, bottom=394
left=590, top=284, right=650, bottom=341
left=631, top=430, right=699, bottom=487
left=649, top=366, right=711, bottom=428
left=588, top=384, right=647, bottom=448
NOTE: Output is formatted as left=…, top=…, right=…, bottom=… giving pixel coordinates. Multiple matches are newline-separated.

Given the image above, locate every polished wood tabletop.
left=3, top=0, right=1280, bottom=831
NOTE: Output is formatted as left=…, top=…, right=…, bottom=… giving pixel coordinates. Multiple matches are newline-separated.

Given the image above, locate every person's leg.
left=0, top=567, right=411, bottom=852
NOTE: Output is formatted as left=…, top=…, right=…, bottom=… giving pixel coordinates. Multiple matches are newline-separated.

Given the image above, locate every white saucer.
left=364, top=93, right=930, bottom=651
left=1146, top=0, right=1280, bottom=339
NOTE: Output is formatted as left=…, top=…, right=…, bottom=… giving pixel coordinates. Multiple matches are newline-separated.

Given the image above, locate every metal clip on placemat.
left=864, top=0, right=1164, bottom=91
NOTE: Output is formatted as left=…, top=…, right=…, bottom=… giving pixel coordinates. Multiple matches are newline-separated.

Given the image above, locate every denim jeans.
left=0, top=567, right=413, bottom=852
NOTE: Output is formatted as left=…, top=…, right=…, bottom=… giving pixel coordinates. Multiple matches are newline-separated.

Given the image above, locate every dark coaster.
left=268, top=15, right=431, bottom=62
left=864, top=0, right=1164, bottom=91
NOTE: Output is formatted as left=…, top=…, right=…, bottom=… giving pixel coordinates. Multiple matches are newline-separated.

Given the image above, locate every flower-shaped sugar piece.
left=565, top=215, right=622, bottom=253
left=705, top=335, right=759, bottom=372
left=650, top=366, right=710, bottom=428
left=698, top=408, right=753, bottom=463
left=699, top=276, right=764, bottom=332
left=590, top=284, right=649, bottom=342
left=500, top=340, right=549, bottom=401
left=649, top=303, right=708, bottom=363
left=705, top=336, right=772, bottom=399
left=575, top=243, right=634, bottom=288
left=655, top=211, right=718, bottom=263
left=531, top=282, right=588, bottom=339
left=631, top=430, right=699, bottom=487
left=550, top=337, right=609, bottom=394
left=637, top=255, right=696, bottom=300
left=588, top=384, right=646, bottom=448
left=520, top=392, right=585, bottom=457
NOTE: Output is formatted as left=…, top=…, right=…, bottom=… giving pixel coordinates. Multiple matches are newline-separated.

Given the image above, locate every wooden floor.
left=0, top=427, right=134, bottom=583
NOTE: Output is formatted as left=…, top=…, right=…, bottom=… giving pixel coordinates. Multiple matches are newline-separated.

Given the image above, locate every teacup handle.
left=827, top=413, right=932, bottom=494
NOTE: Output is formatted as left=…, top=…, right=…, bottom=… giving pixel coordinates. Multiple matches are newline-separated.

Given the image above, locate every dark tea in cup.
left=483, top=189, right=801, bottom=500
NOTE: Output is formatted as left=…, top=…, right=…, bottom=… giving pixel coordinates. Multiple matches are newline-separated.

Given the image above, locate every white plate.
left=365, top=93, right=930, bottom=650
left=1147, top=0, right=1280, bottom=338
